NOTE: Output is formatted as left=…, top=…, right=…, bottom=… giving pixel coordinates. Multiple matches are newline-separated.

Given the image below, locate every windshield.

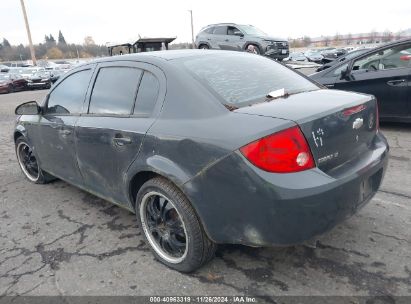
left=341, top=49, right=369, bottom=60
left=25, top=68, right=40, bottom=74
left=9, top=69, right=25, bottom=74
left=305, top=51, right=321, bottom=56
left=237, top=25, right=267, bottom=36
left=33, top=71, right=50, bottom=77
left=180, top=53, right=319, bottom=107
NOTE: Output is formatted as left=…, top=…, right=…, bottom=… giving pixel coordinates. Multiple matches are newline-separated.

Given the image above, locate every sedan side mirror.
left=340, top=67, right=350, bottom=80
left=15, top=101, right=42, bottom=115
left=234, top=31, right=244, bottom=37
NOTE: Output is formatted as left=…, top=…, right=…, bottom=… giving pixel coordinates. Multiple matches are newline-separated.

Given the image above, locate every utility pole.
left=75, top=45, right=80, bottom=59
left=189, top=10, right=195, bottom=49
left=19, top=0, right=37, bottom=65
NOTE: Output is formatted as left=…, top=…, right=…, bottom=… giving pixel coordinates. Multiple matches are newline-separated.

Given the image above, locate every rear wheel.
left=199, top=44, right=209, bottom=50
left=15, top=137, right=55, bottom=184
left=136, top=177, right=217, bottom=272
left=7, top=85, right=14, bottom=94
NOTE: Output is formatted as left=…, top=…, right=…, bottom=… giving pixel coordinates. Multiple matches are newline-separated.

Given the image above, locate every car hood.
left=254, top=36, right=287, bottom=42
left=0, top=80, right=10, bottom=85
left=30, top=76, right=48, bottom=80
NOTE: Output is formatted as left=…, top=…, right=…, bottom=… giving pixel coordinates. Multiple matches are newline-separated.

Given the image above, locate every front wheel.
left=136, top=177, right=217, bottom=272
left=15, top=137, right=55, bottom=184
left=246, top=44, right=261, bottom=54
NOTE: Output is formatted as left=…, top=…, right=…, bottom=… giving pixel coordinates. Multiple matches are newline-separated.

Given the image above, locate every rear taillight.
left=343, top=104, right=366, bottom=116
left=240, top=126, right=315, bottom=173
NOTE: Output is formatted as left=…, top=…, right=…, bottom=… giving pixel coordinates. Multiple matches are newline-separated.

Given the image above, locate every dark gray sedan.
left=14, top=50, right=389, bottom=272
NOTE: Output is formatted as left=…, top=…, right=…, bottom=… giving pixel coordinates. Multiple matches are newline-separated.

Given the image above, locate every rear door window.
left=89, top=67, right=142, bottom=115
left=134, top=71, right=160, bottom=115
left=203, top=27, right=214, bottom=34
left=213, top=26, right=227, bottom=35
left=46, top=69, right=92, bottom=115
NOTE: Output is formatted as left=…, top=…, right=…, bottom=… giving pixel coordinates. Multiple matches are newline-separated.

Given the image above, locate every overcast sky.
left=1, top=0, right=410, bottom=45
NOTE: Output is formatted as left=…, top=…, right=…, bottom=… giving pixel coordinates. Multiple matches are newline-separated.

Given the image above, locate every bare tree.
left=333, top=32, right=340, bottom=45
left=346, top=33, right=353, bottom=45
left=369, top=30, right=377, bottom=43
left=84, top=36, right=96, bottom=46
left=382, top=30, right=393, bottom=42
left=302, top=36, right=311, bottom=47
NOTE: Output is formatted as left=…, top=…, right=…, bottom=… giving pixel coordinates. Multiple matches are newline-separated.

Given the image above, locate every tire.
left=7, top=85, right=14, bottom=94
left=246, top=44, right=261, bottom=54
left=136, top=177, right=217, bottom=272
left=15, top=137, right=55, bottom=184
left=199, top=44, right=209, bottom=50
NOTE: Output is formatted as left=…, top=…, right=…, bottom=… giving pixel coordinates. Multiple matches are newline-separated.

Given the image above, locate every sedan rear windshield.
left=180, top=53, right=319, bottom=107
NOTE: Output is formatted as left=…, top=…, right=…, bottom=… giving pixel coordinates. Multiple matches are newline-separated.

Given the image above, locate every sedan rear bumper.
left=27, top=82, right=50, bottom=89
left=265, top=52, right=289, bottom=60
left=0, top=85, right=10, bottom=93
left=183, top=133, right=389, bottom=246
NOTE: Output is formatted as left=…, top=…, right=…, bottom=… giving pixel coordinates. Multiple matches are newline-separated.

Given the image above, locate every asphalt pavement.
left=0, top=89, right=410, bottom=300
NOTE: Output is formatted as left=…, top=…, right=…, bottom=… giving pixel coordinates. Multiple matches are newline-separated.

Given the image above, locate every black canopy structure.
left=107, top=37, right=176, bottom=56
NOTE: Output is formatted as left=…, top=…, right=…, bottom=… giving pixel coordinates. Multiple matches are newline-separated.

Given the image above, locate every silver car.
left=195, top=23, right=289, bottom=60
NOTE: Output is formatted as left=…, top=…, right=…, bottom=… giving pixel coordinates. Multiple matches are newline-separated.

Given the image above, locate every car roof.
left=202, top=23, right=255, bottom=28
left=92, top=49, right=239, bottom=64
left=205, top=23, right=236, bottom=27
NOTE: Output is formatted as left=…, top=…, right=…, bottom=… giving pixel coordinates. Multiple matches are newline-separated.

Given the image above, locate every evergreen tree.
left=58, top=30, right=66, bottom=45
left=49, top=34, right=56, bottom=44
left=2, top=38, right=11, bottom=48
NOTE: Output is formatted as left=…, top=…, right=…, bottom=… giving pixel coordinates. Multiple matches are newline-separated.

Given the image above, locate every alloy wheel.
left=140, top=191, right=188, bottom=264
left=16, top=142, right=40, bottom=182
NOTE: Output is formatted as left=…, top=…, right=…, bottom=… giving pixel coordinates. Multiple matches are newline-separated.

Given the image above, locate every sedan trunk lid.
left=234, top=89, right=378, bottom=173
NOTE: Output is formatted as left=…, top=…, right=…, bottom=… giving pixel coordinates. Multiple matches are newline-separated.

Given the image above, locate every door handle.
left=59, top=129, right=72, bottom=137
left=50, top=123, right=61, bottom=129
left=225, top=39, right=229, bottom=42
left=387, top=79, right=406, bottom=86
left=113, top=137, right=132, bottom=146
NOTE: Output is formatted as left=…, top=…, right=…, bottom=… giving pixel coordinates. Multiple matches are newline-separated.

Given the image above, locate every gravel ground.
left=0, top=89, right=410, bottom=300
